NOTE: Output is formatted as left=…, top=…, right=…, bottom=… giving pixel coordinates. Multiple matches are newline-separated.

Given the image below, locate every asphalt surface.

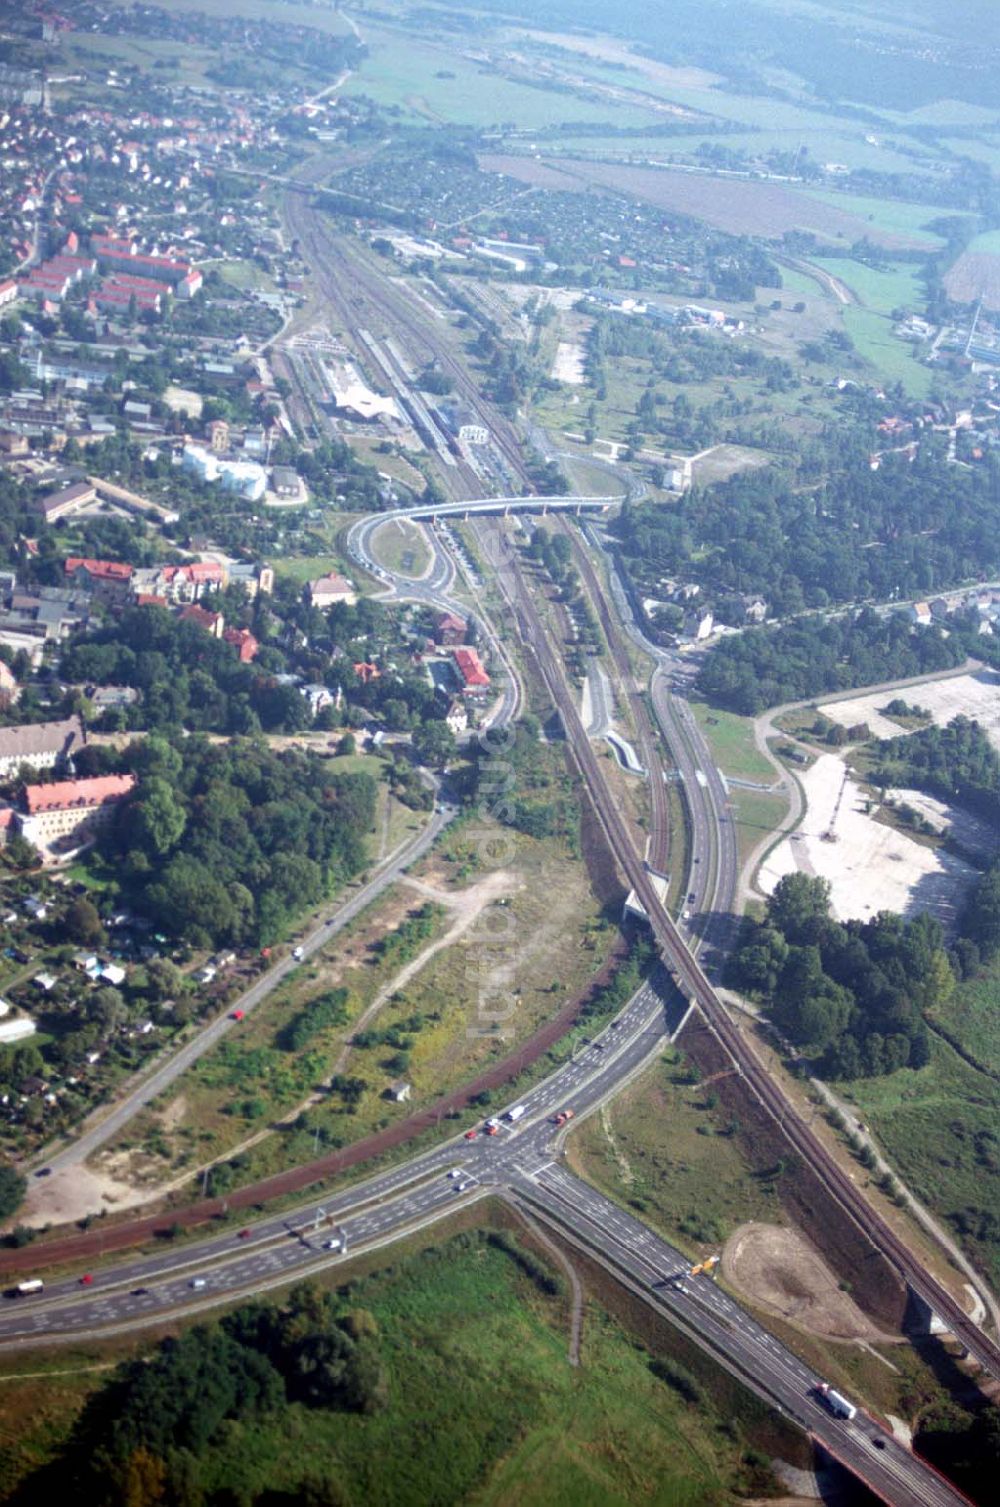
left=0, top=973, right=969, bottom=1505
left=36, top=805, right=455, bottom=1177
left=2, top=498, right=985, bottom=1507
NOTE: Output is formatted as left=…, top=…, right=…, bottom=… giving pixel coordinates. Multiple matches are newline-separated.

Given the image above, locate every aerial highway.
left=502, top=521, right=1000, bottom=1382
left=0, top=975, right=971, bottom=1507
left=0, top=497, right=990, bottom=1506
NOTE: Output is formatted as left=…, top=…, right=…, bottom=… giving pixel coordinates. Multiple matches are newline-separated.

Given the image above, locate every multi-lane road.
left=31, top=802, right=456, bottom=1183
left=0, top=972, right=971, bottom=1506
left=1, top=492, right=990, bottom=1506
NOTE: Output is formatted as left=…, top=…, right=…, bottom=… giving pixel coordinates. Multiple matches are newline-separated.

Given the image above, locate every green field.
left=0, top=1227, right=784, bottom=1504
left=690, top=701, right=777, bottom=783
left=843, top=306, right=934, bottom=396
left=368, top=516, right=431, bottom=578
left=271, top=551, right=353, bottom=586
left=812, top=257, right=927, bottom=315
left=572, top=1049, right=784, bottom=1252
left=800, top=190, right=960, bottom=246
left=961, top=228, right=1000, bottom=256
left=343, top=29, right=665, bottom=129
left=844, top=955, right=1000, bottom=1288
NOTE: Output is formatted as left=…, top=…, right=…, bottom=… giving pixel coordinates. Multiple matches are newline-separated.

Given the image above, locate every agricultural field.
left=945, top=230, right=1000, bottom=310
left=478, top=155, right=937, bottom=246
left=798, top=190, right=962, bottom=248
left=811, top=257, right=927, bottom=316
left=342, top=27, right=665, bottom=130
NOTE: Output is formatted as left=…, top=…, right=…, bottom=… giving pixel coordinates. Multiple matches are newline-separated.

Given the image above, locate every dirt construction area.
left=819, top=668, right=1000, bottom=751
left=758, top=752, right=976, bottom=927
left=723, top=1222, right=896, bottom=1342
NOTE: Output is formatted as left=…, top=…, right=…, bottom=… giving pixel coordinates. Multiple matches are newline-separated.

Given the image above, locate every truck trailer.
left=815, top=1382, right=857, bottom=1421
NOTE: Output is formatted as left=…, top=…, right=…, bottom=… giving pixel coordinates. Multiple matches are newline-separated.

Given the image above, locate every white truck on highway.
left=504, top=1104, right=527, bottom=1123
left=16, top=1279, right=43, bottom=1295
left=815, top=1382, right=857, bottom=1421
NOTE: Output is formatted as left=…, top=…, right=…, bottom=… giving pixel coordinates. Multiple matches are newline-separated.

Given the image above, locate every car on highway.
left=292, top=946, right=305, bottom=961
left=550, top=1109, right=575, bottom=1126
left=484, top=1121, right=499, bottom=1136
left=189, top=1277, right=206, bottom=1289
left=872, top=1439, right=886, bottom=1450
left=79, top=1273, right=93, bottom=1286
left=463, top=1129, right=478, bottom=1140
left=231, top=1009, right=245, bottom=1021
left=131, top=1288, right=150, bottom=1297
left=447, top=1169, right=462, bottom=1179
left=237, top=1228, right=251, bottom=1239
left=324, top=1236, right=343, bottom=1251
left=34, top=1167, right=51, bottom=1177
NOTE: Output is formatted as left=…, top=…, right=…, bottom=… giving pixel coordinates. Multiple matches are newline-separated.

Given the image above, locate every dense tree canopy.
left=727, top=873, right=946, bottom=1077
left=616, top=448, right=1000, bottom=617
left=103, top=736, right=376, bottom=946
left=697, top=607, right=964, bottom=714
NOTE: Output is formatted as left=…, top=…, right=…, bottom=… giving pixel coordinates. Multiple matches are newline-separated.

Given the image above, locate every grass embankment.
left=841, top=954, right=1000, bottom=1289
left=368, top=516, right=431, bottom=578
left=570, top=1047, right=784, bottom=1251
left=0, top=1225, right=779, bottom=1505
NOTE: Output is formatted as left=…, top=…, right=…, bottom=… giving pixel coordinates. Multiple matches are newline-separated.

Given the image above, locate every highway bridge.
left=0, top=503, right=989, bottom=1507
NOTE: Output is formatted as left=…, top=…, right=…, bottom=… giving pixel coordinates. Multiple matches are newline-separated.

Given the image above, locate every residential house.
left=177, top=604, right=224, bottom=637
left=223, top=626, right=259, bottom=662
left=909, top=601, right=933, bottom=628
left=435, top=611, right=467, bottom=646
left=64, top=556, right=134, bottom=601
left=445, top=699, right=468, bottom=735
left=682, top=609, right=714, bottom=642
left=0, top=660, right=19, bottom=707
left=308, top=572, right=356, bottom=609
left=452, top=646, right=490, bottom=698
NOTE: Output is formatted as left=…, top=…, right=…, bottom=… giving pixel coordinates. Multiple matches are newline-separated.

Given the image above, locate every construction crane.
left=690, top=1255, right=720, bottom=1278
left=821, top=765, right=850, bottom=843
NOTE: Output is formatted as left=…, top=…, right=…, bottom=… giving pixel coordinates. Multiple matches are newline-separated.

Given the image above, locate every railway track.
left=508, top=549, right=1000, bottom=1380
left=281, top=191, right=532, bottom=497
left=562, top=524, right=671, bottom=876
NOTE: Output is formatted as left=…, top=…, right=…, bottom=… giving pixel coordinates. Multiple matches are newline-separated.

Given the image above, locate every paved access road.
left=0, top=976, right=970, bottom=1507
left=36, top=805, right=455, bottom=1178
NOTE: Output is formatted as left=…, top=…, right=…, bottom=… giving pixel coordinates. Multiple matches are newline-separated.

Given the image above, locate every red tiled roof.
left=24, top=773, right=135, bottom=815
left=453, top=647, right=490, bottom=688
left=65, top=556, right=133, bottom=583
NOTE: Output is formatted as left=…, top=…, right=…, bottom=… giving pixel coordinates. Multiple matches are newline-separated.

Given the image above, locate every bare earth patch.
left=758, top=752, right=975, bottom=928
left=723, top=1222, right=895, bottom=1341
left=821, top=668, right=1000, bottom=754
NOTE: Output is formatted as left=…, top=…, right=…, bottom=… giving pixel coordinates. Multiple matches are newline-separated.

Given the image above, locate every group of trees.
left=102, top=735, right=376, bottom=947
left=467, top=718, right=578, bottom=841
left=616, top=448, right=1000, bottom=618
left=697, top=607, right=965, bottom=715
left=870, top=715, right=1000, bottom=828
left=62, top=605, right=292, bottom=736
left=18, top=1283, right=383, bottom=1506
left=727, top=873, right=948, bottom=1078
